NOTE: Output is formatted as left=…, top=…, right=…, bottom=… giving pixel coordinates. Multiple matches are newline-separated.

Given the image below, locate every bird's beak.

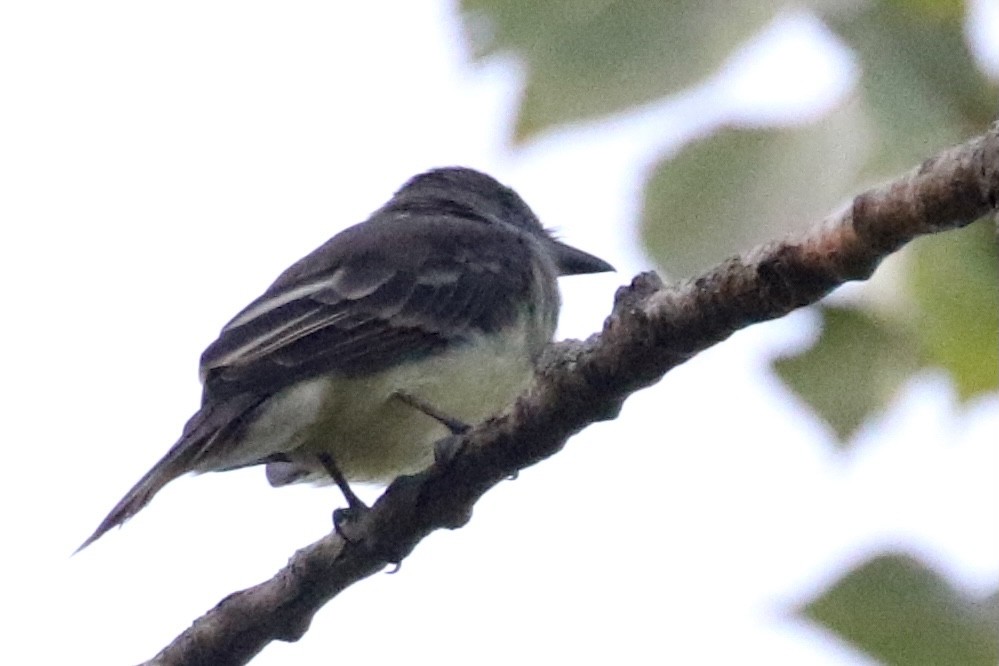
left=549, top=240, right=615, bottom=276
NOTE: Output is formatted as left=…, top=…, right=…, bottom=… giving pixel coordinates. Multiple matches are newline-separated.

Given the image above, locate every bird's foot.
left=332, top=504, right=369, bottom=540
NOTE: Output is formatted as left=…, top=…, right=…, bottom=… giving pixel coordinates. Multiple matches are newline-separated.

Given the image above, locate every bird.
left=79, top=166, right=614, bottom=550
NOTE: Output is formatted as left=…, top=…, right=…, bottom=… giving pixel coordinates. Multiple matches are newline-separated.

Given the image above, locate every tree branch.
left=144, top=123, right=999, bottom=666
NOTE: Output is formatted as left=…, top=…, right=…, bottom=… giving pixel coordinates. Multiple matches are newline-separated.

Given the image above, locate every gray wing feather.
left=199, top=214, right=537, bottom=401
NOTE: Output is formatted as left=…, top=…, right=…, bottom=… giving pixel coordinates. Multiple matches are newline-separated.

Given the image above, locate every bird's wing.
left=199, top=214, right=539, bottom=401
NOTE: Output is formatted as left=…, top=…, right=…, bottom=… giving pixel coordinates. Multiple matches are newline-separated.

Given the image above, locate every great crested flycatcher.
left=80, top=167, right=613, bottom=550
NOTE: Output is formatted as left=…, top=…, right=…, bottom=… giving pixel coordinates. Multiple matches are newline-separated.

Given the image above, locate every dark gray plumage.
left=80, top=167, right=613, bottom=550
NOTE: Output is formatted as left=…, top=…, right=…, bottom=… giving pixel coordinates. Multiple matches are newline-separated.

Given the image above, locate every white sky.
left=1, top=2, right=996, bottom=665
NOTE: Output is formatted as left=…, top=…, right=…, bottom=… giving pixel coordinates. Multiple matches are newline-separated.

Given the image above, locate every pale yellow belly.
left=240, top=325, right=539, bottom=485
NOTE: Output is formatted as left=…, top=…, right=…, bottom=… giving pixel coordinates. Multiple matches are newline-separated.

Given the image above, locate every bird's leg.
left=392, top=390, right=473, bottom=468
left=317, top=452, right=368, bottom=533
left=392, top=390, right=470, bottom=435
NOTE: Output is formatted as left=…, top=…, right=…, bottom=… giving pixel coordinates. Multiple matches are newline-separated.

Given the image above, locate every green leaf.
left=824, top=0, right=998, bottom=178
left=640, top=100, right=870, bottom=277
left=909, top=219, right=999, bottom=400
left=459, top=0, right=782, bottom=140
left=773, top=305, right=919, bottom=442
left=800, top=553, right=999, bottom=666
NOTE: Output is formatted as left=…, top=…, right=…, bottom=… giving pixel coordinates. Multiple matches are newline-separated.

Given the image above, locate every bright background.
left=2, top=2, right=996, bottom=664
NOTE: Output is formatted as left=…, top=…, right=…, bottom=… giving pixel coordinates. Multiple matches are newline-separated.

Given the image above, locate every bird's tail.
left=75, top=445, right=192, bottom=553
left=76, top=394, right=263, bottom=552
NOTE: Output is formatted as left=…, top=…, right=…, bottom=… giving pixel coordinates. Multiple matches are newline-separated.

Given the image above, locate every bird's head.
left=391, top=167, right=614, bottom=276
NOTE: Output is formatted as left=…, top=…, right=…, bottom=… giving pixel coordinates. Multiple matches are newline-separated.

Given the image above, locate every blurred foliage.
left=774, top=305, right=919, bottom=442
left=801, top=553, right=999, bottom=665
left=642, top=99, right=870, bottom=277
left=459, top=0, right=997, bottom=663
left=825, top=0, right=996, bottom=179
left=909, top=219, right=999, bottom=400
left=460, top=0, right=782, bottom=139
